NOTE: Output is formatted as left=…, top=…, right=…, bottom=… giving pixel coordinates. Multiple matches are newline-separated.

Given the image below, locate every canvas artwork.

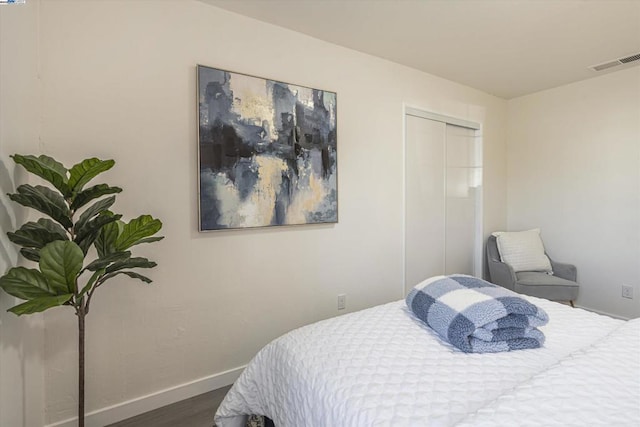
left=197, top=65, right=338, bottom=231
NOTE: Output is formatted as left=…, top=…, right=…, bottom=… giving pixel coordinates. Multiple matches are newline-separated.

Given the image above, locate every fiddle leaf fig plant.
left=0, top=154, right=163, bottom=427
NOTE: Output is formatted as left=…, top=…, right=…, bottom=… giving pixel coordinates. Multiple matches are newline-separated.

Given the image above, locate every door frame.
left=402, top=105, right=483, bottom=296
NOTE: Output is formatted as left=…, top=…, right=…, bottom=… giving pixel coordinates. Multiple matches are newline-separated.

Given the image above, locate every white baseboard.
left=46, top=365, right=246, bottom=427
left=574, top=304, right=630, bottom=320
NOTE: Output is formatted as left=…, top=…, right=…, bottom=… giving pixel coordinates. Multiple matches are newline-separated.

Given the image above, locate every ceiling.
left=202, top=0, right=640, bottom=99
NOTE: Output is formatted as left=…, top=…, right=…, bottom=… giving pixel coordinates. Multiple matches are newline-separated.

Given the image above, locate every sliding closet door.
left=444, top=124, right=482, bottom=275
left=404, top=110, right=482, bottom=294
left=405, top=115, right=446, bottom=288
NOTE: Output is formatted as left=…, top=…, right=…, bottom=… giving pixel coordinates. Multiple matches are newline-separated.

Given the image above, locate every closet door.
left=405, top=115, right=446, bottom=289
left=444, top=124, right=482, bottom=275
left=404, top=111, right=482, bottom=295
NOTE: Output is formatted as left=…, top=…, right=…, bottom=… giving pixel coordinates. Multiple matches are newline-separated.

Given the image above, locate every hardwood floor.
left=107, top=385, right=232, bottom=427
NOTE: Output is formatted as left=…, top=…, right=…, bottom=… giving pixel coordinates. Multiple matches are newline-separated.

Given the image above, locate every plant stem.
left=78, top=306, right=86, bottom=427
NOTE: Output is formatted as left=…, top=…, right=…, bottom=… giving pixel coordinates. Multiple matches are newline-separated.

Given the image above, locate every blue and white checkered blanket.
left=406, top=275, right=549, bottom=353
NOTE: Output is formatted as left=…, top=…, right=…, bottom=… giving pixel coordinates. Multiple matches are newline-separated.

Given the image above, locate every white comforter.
left=214, top=297, right=639, bottom=427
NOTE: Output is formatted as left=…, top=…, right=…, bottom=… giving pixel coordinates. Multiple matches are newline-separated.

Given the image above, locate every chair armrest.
left=488, top=258, right=517, bottom=291
left=550, top=260, right=577, bottom=282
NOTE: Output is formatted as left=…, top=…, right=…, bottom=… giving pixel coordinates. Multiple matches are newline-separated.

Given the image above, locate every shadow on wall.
left=0, top=155, right=19, bottom=273
left=0, top=153, right=41, bottom=427
left=0, top=151, right=30, bottom=264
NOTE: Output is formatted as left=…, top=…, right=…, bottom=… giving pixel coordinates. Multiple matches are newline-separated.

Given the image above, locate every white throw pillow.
left=492, top=229, right=552, bottom=273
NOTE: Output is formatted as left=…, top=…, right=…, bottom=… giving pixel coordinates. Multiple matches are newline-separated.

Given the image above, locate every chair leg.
left=569, top=300, right=574, bottom=308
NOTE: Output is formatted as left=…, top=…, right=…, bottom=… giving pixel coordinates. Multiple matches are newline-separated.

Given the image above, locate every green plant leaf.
left=75, top=212, right=122, bottom=255
left=13, top=220, right=69, bottom=261
left=95, top=215, right=122, bottom=258
left=20, top=248, right=41, bottom=262
left=84, top=251, right=131, bottom=272
left=105, top=257, right=157, bottom=274
left=8, top=221, right=69, bottom=249
left=0, top=267, right=54, bottom=299
left=131, top=236, right=165, bottom=246
left=70, top=184, right=122, bottom=211
left=68, top=158, right=115, bottom=194
left=7, top=229, right=52, bottom=249
left=75, top=196, right=116, bottom=234
left=39, top=241, right=84, bottom=294
left=8, top=184, right=73, bottom=229
left=76, top=230, right=100, bottom=256
left=11, top=154, right=70, bottom=196
left=30, top=218, right=69, bottom=239
left=100, top=270, right=153, bottom=285
left=115, top=215, right=163, bottom=251
left=78, top=269, right=105, bottom=299
left=8, top=294, right=73, bottom=315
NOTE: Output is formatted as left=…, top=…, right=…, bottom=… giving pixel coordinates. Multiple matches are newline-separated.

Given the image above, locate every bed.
left=214, top=295, right=640, bottom=427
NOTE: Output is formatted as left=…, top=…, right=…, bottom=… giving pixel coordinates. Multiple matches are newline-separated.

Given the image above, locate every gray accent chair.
left=486, top=235, right=579, bottom=306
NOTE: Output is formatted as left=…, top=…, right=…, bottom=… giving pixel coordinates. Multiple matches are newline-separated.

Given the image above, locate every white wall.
left=507, top=67, right=640, bottom=320
left=0, top=1, right=45, bottom=426
left=1, top=0, right=508, bottom=425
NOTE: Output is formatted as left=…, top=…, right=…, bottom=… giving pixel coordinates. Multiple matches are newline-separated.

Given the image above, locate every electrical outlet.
left=622, top=284, right=634, bottom=299
left=337, top=294, right=346, bottom=310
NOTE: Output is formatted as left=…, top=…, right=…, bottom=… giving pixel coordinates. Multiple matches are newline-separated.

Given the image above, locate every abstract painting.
left=197, top=65, right=337, bottom=231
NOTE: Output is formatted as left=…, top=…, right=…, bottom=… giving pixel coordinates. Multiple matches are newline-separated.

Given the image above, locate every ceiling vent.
left=589, top=52, right=640, bottom=72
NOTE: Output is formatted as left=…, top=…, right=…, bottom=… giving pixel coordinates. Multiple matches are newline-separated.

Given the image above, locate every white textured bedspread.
left=456, top=317, right=640, bottom=426
left=214, top=298, right=636, bottom=427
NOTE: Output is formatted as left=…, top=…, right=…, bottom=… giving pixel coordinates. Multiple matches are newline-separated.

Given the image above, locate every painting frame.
left=197, top=65, right=338, bottom=231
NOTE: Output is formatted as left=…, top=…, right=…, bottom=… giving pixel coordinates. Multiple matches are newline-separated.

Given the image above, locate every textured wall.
left=2, top=1, right=508, bottom=424
left=507, top=67, right=640, bottom=319
left=0, top=1, right=45, bottom=426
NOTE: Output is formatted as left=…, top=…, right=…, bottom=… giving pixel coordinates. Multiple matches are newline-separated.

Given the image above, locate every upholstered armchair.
left=487, top=233, right=579, bottom=306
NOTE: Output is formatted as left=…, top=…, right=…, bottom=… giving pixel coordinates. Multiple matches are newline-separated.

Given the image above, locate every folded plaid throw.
left=406, top=275, right=549, bottom=353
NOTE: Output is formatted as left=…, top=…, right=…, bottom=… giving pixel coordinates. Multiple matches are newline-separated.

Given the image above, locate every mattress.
left=214, top=297, right=637, bottom=427
left=456, top=317, right=640, bottom=426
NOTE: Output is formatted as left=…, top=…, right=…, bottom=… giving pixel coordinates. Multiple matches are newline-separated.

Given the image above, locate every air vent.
left=590, top=60, right=622, bottom=71
left=620, top=53, right=640, bottom=64
left=589, top=52, right=640, bottom=72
